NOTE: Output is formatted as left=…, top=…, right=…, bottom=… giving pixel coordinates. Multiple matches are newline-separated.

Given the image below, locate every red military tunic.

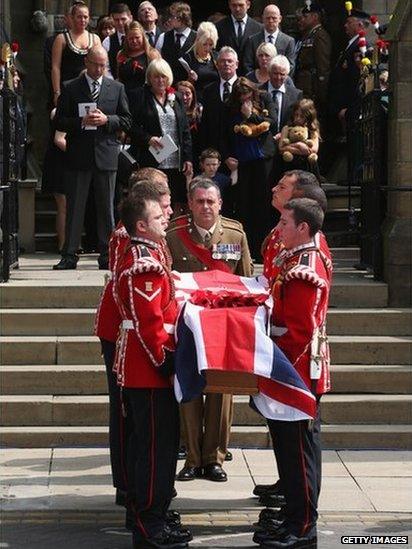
left=263, top=228, right=333, bottom=287
left=95, top=223, right=129, bottom=343
left=113, top=238, right=177, bottom=389
left=270, top=240, right=332, bottom=395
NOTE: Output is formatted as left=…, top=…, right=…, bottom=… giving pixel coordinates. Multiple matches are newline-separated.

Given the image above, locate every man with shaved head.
left=242, top=4, right=296, bottom=75
left=54, top=45, right=132, bottom=270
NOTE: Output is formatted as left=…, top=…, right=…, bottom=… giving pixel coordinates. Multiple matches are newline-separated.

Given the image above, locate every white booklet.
left=78, top=102, right=97, bottom=130
left=149, top=134, right=178, bottom=163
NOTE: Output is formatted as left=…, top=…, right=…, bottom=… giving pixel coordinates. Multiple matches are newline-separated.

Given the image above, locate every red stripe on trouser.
left=119, top=393, right=127, bottom=489
left=298, top=422, right=311, bottom=536
left=135, top=390, right=156, bottom=538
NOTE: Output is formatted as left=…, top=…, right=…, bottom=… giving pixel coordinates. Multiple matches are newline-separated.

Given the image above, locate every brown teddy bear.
left=234, top=120, right=270, bottom=137
left=279, top=125, right=318, bottom=163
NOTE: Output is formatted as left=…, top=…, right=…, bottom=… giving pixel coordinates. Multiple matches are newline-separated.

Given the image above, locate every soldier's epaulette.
left=166, top=214, right=190, bottom=234
left=220, top=216, right=245, bottom=233
left=113, top=224, right=128, bottom=239
left=122, top=253, right=165, bottom=277
left=284, top=264, right=327, bottom=289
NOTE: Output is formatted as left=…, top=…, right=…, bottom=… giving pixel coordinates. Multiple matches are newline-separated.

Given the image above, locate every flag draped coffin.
left=173, top=270, right=317, bottom=420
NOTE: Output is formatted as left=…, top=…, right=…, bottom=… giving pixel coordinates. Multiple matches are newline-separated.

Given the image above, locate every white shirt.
left=85, top=73, right=103, bottom=95
left=264, top=28, right=279, bottom=44
left=194, top=222, right=217, bottom=241
left=231, top=14, right=248, bottom=36
left=219, top=74, right=237, bottom=101
left=102, top=32, right=125, bottom=80
left=268, top=82, right=286, bottom=130
left=155, top=26, right=191, bottom=51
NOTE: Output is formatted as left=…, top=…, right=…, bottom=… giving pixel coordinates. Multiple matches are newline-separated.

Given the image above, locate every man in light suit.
left=242, top=4, right=296, bottom=76
left=53, top=46, right=132, bottom=270
left=216, top=0, right=262, bottom=73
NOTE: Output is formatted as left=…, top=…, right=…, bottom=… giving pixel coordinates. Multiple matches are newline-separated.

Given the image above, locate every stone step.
left=1, top=394, right=411, bottom=426
left=1, top=424, right=411, bottom=449
left=1, top=365, right=411, bottom=395
left=2, top=334, right=409, bottom=365
left=0, top=275, right=388, bottom=308
left=1, top=308, right=410, bottom=336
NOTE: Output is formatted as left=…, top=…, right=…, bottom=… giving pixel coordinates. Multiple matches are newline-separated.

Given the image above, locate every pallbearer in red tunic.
left=253, top=198, right=332, bottom=549
left=94, top=169, right=174, bottom=510
left=255, top=170, right=332, bottom=507
left=113, top=186, right=192, bottom=549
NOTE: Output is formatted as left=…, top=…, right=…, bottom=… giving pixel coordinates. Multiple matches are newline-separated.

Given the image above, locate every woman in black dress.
left=51, top=1, right=100, bottom=106
left=117, top=21, right=160, bottom=97
left=177, top=80, right=202, bottom=173
left=181, top=21, right=219, bottom=103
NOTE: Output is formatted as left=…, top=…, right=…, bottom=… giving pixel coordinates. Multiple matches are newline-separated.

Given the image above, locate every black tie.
left=175, top=32, right=183, bottom=49
left=237, top=21, right=243, bottom=42
left=147, top=32, right=154, bottom=47
left=223, top=81, right=230, bottom=102
left=268, top=34, right=274, bottom=43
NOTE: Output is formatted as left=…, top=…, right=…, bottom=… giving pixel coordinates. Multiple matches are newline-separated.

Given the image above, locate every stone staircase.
left=1, top=250, right=411, bottom=450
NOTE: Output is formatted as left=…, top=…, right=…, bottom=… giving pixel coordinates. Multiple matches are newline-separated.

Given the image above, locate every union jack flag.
left=172, top=270, right=317, bottom=420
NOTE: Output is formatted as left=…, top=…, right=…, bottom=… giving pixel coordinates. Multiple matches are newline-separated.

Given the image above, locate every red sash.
left=175, top=218, right=232, bottom=273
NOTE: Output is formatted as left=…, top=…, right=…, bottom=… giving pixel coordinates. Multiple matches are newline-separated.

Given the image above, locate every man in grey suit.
left=216, top=0, right=262, bottom=73
left=53, top=46, right=131, bottom=270
left=242, top=5, right=296, bottom=75
left=261, top=55, right=303, bottom=134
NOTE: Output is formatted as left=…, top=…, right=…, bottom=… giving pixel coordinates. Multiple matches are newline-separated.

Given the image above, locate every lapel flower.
left=132, top=59, right=143, bottom=72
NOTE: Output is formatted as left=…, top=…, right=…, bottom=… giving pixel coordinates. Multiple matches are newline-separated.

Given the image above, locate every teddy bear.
left=234, top=120, right=270, bottom=137
left=279, top=125, right=318, bottom=163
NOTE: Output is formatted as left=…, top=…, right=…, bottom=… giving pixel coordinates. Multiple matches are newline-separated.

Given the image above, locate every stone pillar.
left=382, top=0, right=412, bottom=306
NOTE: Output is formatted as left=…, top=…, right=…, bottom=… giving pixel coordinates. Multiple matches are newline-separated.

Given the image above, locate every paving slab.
left=242, top=448, right=278, bottom=478
left=355, top=477, right=412, bottom=512
left=318, top=476, right=375, bottom=512
left=339, top=450, right=412, bottom=477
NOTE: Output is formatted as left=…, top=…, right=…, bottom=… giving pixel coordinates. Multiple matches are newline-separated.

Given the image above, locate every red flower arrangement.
left=11, top=41, right=20, bottom=53
left=189, top=289, right=268, bottom=309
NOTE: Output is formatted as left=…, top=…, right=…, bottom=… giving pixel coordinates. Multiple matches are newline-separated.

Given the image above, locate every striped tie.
left=91, top=80, right=100, bottom=102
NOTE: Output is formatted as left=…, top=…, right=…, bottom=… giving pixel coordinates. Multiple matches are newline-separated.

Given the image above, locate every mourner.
left=254, top=198, right=332, bottom=549
left=114, top=183, right=192, bottom=549
left=166, top=178, right=253, bottom=482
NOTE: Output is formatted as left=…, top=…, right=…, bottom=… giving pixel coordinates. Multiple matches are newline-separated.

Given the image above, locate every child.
left=198, top=148, right=237, bottom=195
left=278, top=98, right=321, bottom=180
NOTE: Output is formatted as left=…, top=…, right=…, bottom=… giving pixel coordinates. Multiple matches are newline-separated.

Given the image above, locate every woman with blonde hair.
left=128, top=59, right=193, bottom=212
left=245, top=41, right=277, bottom=85
left=117, top=21, right=160, bottom=96
left=181, top=21, right=219, bottom=102
left=51, top=1, right=100, bottom=106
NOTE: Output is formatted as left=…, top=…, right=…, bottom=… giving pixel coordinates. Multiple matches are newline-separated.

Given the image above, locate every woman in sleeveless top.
left=117, top=21, right=160, bottom=98
left=51, top=1, right=100, bottom=106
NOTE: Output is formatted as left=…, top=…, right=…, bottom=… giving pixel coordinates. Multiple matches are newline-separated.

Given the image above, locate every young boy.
left=198, top=148, right=236, bottom=197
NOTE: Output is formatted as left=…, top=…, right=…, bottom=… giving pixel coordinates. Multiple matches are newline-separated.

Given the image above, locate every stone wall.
left=383, top=0, right=412, bottom=305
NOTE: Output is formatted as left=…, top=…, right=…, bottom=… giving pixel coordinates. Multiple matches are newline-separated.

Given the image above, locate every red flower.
left=117, top=53, right=127, bottom=65
left=132, top=59, right=143, bottom=72
left=11, top=41, right=19, bottom=53
left=166, top=86, right=176, bottom=95
left=370, top=15, right=379, bottom=24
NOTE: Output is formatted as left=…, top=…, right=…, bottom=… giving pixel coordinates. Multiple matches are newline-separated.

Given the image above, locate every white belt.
left=122, top=320, right=133, bottom=330
left=164, top=323, right=175, bottom=335
left=270, top=326, right=288, bottom=337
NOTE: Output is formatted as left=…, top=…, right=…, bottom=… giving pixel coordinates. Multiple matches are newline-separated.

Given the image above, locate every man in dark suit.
left=137, top=1, right=162, bottom=48
left=262, top=55, right=303, bottom=134
left=216, top=0, right=262, bottom=73
left=102, top=3, right=133, bottom=79
left=53, top=46, right=132, bottom=270
left=329, top=8, right=370, bottom=129
left=242, top=4, right=296, bottom=76
left=156, top=2, right=196, bottom=84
